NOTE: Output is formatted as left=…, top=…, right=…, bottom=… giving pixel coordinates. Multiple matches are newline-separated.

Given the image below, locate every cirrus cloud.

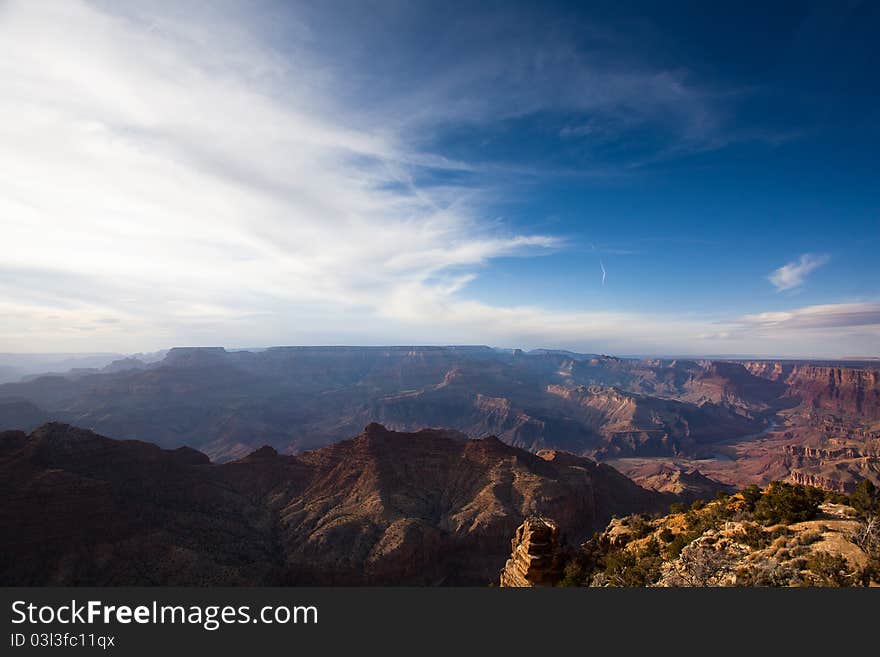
left=0, top=0, right=559, bottom=351
left=768, top=253, right=830, bottom=292
left=0, top=1, right=874, bottom=360
left=739, top=302, right=880, bottom=330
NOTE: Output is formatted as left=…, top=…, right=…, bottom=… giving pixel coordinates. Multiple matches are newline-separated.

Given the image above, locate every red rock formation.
left=788, top=470, right=852, bottom=493
left=499, top=517, right=564, bottom=587
left=546, top=383, right=763, bottom=457
left=744, top=362, right=880, bottom=420
left=782, top=444, right=879, bottom=493
left=620, top=463, right=734, bottom=500
left=0, top=422, right=667, bottom=586
left=783, top=445, right=863, bottom=461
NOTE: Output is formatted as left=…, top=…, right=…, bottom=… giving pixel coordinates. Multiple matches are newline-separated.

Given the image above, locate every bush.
left=769, top=526, right=793, bottom=542
left=824, top=491, right=850, bottom=505
left=704, top=498, right=735, bottom=523
left=798, top=529, right=823, bottom=545
left=665, top=531, right=697, bottom=559
left=659, top=527, right=674, bottom=543
left=849, top=479, right=879, bottom=517
left=628, top=514, right=654, bottom=539
left=852, top=515, right=880, bottom=585
left=667, top=543, right=735, bottom=586
left=753, top=482, right=824, bottom=525
left=557, top=533, right=605, bottom=586
left=733, top=523, right=791, bottom=550
left=600, top=541, right=663, bottom=587
left=734, top=523, right=769, bottom=549
left=805, top=552, right=856, bottom=587
left=739, top=485, right=763, bottom=512
left=735, top=560, right=801, bottom=587
left=559, top=557, right=590, bottom=587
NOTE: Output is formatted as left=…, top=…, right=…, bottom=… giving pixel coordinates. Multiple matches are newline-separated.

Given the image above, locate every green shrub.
left=798, top=529, right=823, bottom=545
left=559, top=558, right=590, bottom=587
left=849, top=479, right=879, bottom=517
left=805, top=552, right=856, bottom=587
left=769, top=526, right=792, bottom=542
left=704, top=499, right=735, bottom=523
left=824, top=491, right=850, bottom=505
left=739, top=484, right=763, bottom=512
left=733, top=523, right=791, bottom=550
left=665, top=531, right=697, bottom=559
left=557, top=532, right=606, bottom=586
left=753, top=481, right=824, bottom=525
left=735, top=560, right=801, bottom=587
left=734, top=523, right=769, bottom=549
left=628, top=514, right=654, bottom=539
left=600, top=542, right=663, bottom=587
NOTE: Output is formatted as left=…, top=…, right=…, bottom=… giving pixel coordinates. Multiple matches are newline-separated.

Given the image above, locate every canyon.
left=1, top=346, right=877, bottom=494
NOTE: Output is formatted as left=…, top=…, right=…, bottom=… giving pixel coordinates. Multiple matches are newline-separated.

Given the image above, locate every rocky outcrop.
left=789, top=470, right=854, bottom=493
left=781, top=444, right=879, bottom=493
left=744, top=362, right=880, bottom=420
left=741, top=361, right=788, bottom=382
left=499, top=517, right=564, bottom=587
left=623, top=463, right=734, bottom=500
left=783, top=445, right=863, bottom=461
left=791, top=366, right=880, bottom=419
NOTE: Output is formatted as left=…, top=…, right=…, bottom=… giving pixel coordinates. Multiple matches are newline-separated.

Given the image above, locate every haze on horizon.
left=1, top=1, right=878, bottom=358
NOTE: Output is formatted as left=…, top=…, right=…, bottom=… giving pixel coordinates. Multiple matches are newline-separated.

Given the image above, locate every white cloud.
left=767, top=253, right=830, bottom=292
left=0, top=1, right=562, bottom=350
left=0, top=2, right=874, bottom=359
left=739, top=302, right=880, bottom=330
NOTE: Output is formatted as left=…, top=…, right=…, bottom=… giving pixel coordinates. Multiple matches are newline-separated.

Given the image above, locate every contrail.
left=600, top=259, right=606, bottom=286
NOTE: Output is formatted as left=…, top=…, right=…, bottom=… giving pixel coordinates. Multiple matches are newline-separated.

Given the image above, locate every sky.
left=1, top=0, right=878, bottom=357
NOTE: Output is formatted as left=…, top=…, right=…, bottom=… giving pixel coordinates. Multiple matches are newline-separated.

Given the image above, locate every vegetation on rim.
left=558, top=479, right=880, bottom=587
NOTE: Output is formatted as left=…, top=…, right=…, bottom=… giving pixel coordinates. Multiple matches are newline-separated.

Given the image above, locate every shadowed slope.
left=0, top=422, right=668, bottom=585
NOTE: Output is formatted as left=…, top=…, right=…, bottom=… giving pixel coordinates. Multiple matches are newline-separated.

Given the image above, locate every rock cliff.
left=782, top=444, right=879, bottom=493
left=744, top=362, right=880, bottom=420
left=499, top=517, right=564, bottom=587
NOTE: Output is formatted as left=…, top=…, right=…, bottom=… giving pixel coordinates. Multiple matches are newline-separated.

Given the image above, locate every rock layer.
left=744, top=362, right=880, bottom=420
left=499, top=517, right=564, bottom=587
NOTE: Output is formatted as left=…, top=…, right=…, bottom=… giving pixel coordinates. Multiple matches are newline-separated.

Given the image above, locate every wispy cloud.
left=0, top=2, right=872, bottom=359
left=0, top=1, right=560, bottom=350
left=767, top=253, right=830, bottom=292
left=739, top=302, right=880, bottom=330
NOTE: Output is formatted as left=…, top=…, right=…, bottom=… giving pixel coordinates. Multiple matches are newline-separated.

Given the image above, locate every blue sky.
left=0, top=0, right=878, bottom=356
